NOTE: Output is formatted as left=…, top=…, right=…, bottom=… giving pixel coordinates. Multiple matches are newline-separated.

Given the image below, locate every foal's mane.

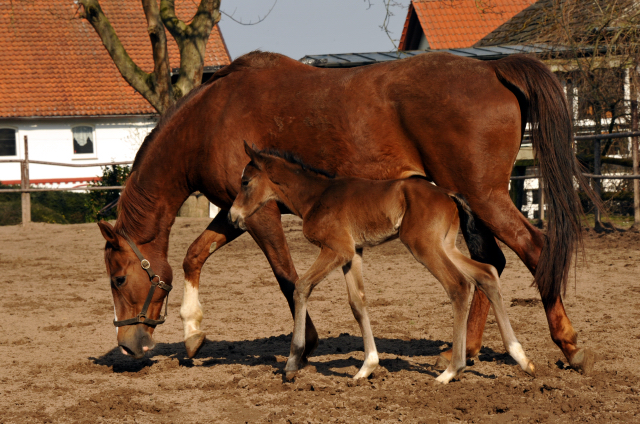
left=258, top=148, right=335, bottom=179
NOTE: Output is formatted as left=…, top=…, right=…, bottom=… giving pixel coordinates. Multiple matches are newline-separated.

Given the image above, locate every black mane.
left=258, top=148, right=335, bottom=179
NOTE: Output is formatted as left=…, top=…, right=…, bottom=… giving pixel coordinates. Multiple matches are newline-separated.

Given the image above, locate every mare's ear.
left=97, top=221, right=120, bottom=250
left=243, top=141, right=263, bottom=169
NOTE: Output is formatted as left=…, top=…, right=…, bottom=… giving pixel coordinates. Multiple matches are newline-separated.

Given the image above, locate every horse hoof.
left=434, top=355, right=449, bottom=370
left=524, top=360, right=536, bottom=377
left=285, top=370, right=298, bottom=381
left=185, top=332, right=206, bottom=359
left=569, top=348, right=595, bottom=374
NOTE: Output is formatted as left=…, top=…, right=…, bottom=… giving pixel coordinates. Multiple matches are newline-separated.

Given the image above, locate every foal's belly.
left=353, top=216, right=403, bottom=248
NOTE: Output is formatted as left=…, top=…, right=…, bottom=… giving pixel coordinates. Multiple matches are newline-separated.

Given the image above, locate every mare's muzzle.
left=113, top=234, right=172, bottom=357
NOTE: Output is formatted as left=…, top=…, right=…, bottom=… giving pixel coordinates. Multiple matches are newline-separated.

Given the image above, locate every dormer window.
left=72, top=126, right=94, bottom=155
left=0, top=128, right=16, bottom=157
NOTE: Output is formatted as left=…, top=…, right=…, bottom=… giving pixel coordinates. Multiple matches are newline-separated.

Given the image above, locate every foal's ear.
left=243, top=141, right=263, bottom=168
left=97, top=221, right=120, bottom=250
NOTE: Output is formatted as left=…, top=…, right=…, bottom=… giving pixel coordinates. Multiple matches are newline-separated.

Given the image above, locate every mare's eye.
left=113, top=276, right=127, bottom=287
left=241, top=180, right=249, bottom=187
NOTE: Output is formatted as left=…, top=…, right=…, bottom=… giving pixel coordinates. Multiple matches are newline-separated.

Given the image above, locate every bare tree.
left=78, top=0, right=221, bottom=114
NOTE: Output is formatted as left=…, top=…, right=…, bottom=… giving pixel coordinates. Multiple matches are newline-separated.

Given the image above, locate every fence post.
left=20, top=135, right=31, bottom=226
left=593, top=135, right=602, bottom=228
left=538, top=176, right=545, bottom=221
left=632, top=101, right=640, bottom=225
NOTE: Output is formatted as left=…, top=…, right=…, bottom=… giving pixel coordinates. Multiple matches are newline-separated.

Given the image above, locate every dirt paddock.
left=1, top=216, right=639, bottom=423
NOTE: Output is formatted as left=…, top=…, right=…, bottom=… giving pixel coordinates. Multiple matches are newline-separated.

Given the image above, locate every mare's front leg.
left=243, top=201, right=320, bottom=362
left=182, top=210, right=245, bottom=358
left=285, top=247, right=349, bottom=379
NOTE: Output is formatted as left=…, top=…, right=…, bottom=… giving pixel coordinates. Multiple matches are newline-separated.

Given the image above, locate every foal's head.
left=228, top=143, right=282, bottom=229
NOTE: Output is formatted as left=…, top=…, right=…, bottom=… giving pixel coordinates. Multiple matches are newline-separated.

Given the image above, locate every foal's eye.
left=113, top=276, right=127, bottom=287
left=241, top=180, right=249, bottom=187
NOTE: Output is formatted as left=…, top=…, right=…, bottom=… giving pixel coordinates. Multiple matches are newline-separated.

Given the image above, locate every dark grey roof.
left=300, top=45, right=572, bottom=68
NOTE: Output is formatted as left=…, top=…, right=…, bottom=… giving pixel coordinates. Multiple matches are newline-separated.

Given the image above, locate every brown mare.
left=228, top=144, right=536, bottom=383
left=98, top=51, right=594, bottom=372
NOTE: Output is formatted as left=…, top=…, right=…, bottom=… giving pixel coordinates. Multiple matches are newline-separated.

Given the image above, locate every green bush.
left=86, top=165, right=131, bottom=221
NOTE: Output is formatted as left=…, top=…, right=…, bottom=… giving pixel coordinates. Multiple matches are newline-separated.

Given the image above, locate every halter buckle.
left=141, top=259, right=151, bottom=270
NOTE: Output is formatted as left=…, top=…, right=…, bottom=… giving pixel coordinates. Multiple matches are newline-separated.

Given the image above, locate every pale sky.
left=218, top=0, right=412, bottom=60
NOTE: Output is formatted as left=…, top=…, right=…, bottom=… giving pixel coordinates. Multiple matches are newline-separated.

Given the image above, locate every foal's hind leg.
left=401, top=231, right=471, bottom=383
left=182, top=210, right=245, bottom=358
left=453, top=253, right=535, bottom=376
left=343, top=249, right=379, bottom=379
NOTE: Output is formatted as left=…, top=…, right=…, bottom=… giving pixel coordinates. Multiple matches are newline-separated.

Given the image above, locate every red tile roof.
left=399, top=0, right=536, bottom=50
left=0, top=1, right=230, bottom=118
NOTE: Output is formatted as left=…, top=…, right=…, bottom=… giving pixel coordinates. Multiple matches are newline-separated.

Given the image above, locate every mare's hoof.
left=569, top=348, right=595, bottom=374
left=285, top=370, right=298, bottom=381
left=434, top=355, right=449, bottom=370
left=185, top=332, right=206, bottom=359
left=524, top=360, right=536, bottom=377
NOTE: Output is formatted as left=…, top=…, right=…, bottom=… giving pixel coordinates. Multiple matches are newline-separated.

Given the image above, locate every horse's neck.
left=116, top=149, right=193, bottom=254
left=271, top=168, right=330, bottom=218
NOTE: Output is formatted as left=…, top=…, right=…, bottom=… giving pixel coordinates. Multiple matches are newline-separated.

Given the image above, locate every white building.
left=0, top=0, right=230, bottom=190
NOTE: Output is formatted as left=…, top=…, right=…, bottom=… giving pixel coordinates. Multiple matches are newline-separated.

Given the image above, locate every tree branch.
left=78, top=0, right=165, bottom=112
left=160, top=0, right=220, bottom=100
left=141, top=0, right=173, bottom=112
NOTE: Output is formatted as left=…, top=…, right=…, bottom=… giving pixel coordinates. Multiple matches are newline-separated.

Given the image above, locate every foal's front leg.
left=285, top=247, right=348, bottom=379
left=182, top=211, right=245, bottom=358
left=343, top=249, right=379, bottom=379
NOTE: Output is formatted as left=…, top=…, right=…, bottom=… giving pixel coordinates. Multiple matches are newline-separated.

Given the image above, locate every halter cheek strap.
left=113, top=235, right=173, bottom=328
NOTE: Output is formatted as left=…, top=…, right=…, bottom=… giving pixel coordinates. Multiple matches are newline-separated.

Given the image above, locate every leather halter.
left=113, top=235, right=173, bottom=328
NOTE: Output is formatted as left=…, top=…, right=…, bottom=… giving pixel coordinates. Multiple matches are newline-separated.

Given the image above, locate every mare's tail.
left=449, top=194, right=497, bottom=266
left=489, top=55, right=600, bottom=303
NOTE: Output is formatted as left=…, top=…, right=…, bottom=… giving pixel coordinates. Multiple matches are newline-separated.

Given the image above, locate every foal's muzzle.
left=227, top=208, right=246, bottom=230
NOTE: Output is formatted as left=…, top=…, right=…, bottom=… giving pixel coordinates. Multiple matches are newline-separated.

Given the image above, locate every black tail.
left=490, top=55, right=601, bottom=302
left=450, top=194, right=499, bottom=266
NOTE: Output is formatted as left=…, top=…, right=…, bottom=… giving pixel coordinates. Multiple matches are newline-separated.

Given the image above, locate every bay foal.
left=229, top=144, right=535, bottom=384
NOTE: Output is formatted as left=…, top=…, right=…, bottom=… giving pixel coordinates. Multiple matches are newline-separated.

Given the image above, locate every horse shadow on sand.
left=88, top=333, right=520, bottom=380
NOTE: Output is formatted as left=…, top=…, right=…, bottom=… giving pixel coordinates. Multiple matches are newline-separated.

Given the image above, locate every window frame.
left=71, top=125, right=97, bottom=160
left=0, top=127, right=19, bottom=158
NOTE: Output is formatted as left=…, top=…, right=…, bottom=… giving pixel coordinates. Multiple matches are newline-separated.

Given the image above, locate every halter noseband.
left=113, top=235, right=172, bottom=328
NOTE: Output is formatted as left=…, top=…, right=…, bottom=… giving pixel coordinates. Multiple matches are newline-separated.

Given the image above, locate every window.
left=72, top=126, right=95, bottom=155
left=0, top=128, right=16, bottom=156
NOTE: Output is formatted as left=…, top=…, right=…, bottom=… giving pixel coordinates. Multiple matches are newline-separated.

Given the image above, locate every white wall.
left=0, top=116, right=156, bottom=185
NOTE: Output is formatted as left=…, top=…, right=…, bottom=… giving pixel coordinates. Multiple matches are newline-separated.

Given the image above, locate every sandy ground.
left=0, top=216, right=639, bottom=423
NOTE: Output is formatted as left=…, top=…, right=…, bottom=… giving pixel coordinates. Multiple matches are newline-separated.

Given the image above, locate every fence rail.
left=2, top=132, right=639, bottom=226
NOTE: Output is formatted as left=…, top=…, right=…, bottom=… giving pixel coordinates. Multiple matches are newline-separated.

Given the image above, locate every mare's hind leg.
left=343, top=249, right=379, bottom=379
left=453, top=253, right=535, bottom=376
left=466, top=192, right=594, bottom=373
left=182, top=210, right=245, bottom=358
left=285, top=247, right=350, bottom=378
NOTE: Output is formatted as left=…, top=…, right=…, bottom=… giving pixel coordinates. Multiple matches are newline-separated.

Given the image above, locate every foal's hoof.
left=284, top=370, right=298, bottom=381
left=434, top=355, right=450, bottom=370
left=185, top=332, right=206, bottom=359
left=569, top=348, right=595, bottom=375
left=523, top=360, right=536, bottom=377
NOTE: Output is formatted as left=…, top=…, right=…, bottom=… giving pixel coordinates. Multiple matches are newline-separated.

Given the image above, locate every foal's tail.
left=490, top=55, right=600, bottom=303
left=449, top=194, right=496, bottom=266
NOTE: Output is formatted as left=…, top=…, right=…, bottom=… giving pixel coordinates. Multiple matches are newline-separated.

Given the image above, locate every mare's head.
left=228, top=143, right=282, bottom=229
left=97, top=193, right=173, bottom=359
